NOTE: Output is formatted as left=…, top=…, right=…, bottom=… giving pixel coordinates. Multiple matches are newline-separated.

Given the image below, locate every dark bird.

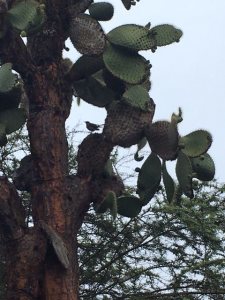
left=85, top=121, right=101, bottom=132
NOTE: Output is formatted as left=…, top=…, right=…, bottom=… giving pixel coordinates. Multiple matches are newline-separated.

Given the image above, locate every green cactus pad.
left=122, top=85, right=151, bottom=112
left=108, top=24, right=155, bottom=51
left=191, top=153, right=215, bottom=181
left=134, top=137, right=147, bottom=161
left=69, top=13, right=106, bottom=55
left=117, top=195, right=142, bottom=218
left=0, top=85, right=21, bottom=111
left=89, top=2, right=114, bottom=21
left=0, top=108, right=26, bottom=134
left=73, top=75, right=115, bottom=107
left=0, top=63, right=18, bottom=93
left=176, top=151, right=194, bottom=198
left=137, top=152, right=161, bottom=205
left=0, top=123, right=7, bottom=146
left=180, top=130, right=212, bottom=157
left=7, top=0, right=45, bottom=35
left=162, top=162, right=175, bottom=203
left=150, top=24, right=183, bottom=47
left=146, top=120, right=179, bottom=161
left=103, top=43, right=149, bottom=84
left=69, top=55, right=104, bottom=81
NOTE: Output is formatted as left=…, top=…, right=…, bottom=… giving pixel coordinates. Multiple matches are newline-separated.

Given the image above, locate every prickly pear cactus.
left=191, top=153, right=215, bottom=181
left=69, top=13, right=106, bottom=55
left=150, top=24, right=183, bottom=47
left=117, top=195, right=142, bottom=218
left=121, top=0, right=140, bottom=10
left=103, top=99, right=155, bottom=147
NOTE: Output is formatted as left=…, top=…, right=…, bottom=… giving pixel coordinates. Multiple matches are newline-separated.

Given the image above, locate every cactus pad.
left=191, top=153, right=215, bottom=181
left=89, top=2, right=114, bottom=21
left=150, top=24, right=183, bottom=46
left=73, top=75, right=115, bottom=107
left=0, top=85, right=21, bottom=111
left=122, top=85, right=152, bottom=112
left=117, top=195, right=142, bottom=218
left=103, top=43, right=149, bottom=84
left=7, top=0, right=45, bottom=35
left=69, top=55, right=104, bottom=81
left=108, top=24, right=155, bottom=51
left=145, top=121, right=179, bottom=160
left=162, top=162, right=175, bottom=203
left=102, top=68, right=126, bottom=98
left=180, top=130, right=212, bottom=157
left=137, top=152, right=161, bottom=206
left=69, top=13, right=106, bottom=55
left=0, top=63, right=18, bottom=93
left=103, top=99, right=155, bottom=147
left=0, top=123, right=7, bottom=146
left=176, top=151, right=193, bottom=198
left=0, top=108, right=26, bottom=134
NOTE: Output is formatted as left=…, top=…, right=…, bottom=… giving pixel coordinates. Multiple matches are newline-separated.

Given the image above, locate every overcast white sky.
left=66, top=0, right=225, bottom=182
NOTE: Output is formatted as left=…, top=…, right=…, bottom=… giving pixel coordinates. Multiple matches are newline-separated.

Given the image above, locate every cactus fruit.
left=134, top=137, right=147, bottom=161
left=7, top=0, right=45, bottom=35
left=0, top=63, right=18, bottom=93
left=122, top=85, right=152, bottom=112
left=69, top=13, right=106, bottom=55
left=73, top=75, right=115, bottom=107
left=103, top=43, right=149, bottom=84
left=103, top=99, right=155, bottom=147
left=176, top=151, right=194, bottom=199
left=117, top=195, right=142, bottom=218
left=108, top=24, right=155, bottom=51
left=191, top=153, right=215, bottom=181
left=137, top=152, right=161, bottom=206
left=89, top=2, right=114, bottom=21
left=179, top=130, right=212, bottom=157
left=0, top=108, right=26, bottom=134
left=162, top=162, right=176, bottom=203
left=121, top=0, right=140, bottom=10
left=145, top=120, right=179, bottom=161
left=150, top=24, right=183, bottom=47
left=68, top=55, right=104, bottom=81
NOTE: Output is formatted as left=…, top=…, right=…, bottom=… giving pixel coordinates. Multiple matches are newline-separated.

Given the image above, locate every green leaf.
left=103, top=43, right=149, bottom=84
left=123, top=85, right=151, bottom=112
left=162, top=162, right=175, bottom=203
left=137, top=152, right=161, bottom=205
left=7, top=0, right=45, bottom=35
left=180, top=130, right=212, bottom=157
left=191, top=153, right=215, bottom=181
left=176, top=151, right=193, bottom=198
left=0, top=108, right=26, bottom=134
left=0, top=63, right=18, bottom=93
left=134, top=137, right=147, bottom=161
left=117, top=195, right=142, bottom=218
left=150, top=24, right=183, bottom=46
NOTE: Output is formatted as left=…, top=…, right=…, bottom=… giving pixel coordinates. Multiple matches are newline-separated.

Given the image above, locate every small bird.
left=85, top=121, right=101, bottom=132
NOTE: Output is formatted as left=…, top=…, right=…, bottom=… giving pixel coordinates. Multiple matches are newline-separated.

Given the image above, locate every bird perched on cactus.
left=85, top=121, right=102, bottom=132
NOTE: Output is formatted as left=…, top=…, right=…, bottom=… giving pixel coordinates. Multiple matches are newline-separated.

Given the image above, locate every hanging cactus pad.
left=176, top=151, right=193, bottom=198
left=137, top=152, right=161, bottom=205
left=162, top=162, right=176, bottom=203
left=0, top=63, right=18, bottom=93
left=191, top=153, right=215, bottom=181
